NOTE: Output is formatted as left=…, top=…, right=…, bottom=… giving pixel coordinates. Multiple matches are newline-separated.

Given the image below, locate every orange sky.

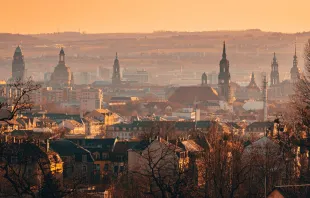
left=1, top=0, right=309, bottom=34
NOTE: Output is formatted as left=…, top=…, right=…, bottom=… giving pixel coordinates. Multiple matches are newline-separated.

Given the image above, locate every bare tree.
left=0, top=77, right=41, bottom=124
left=127, top=138, right=196, bottom=198
left=292, top=39, right=310, bottom=135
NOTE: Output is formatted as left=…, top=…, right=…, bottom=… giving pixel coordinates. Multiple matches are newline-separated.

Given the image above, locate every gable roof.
left=181, top=140, right=204, bottom=152
left=168, top=86, right=219, bottom=105
left=269, top=185, right=310, bottom=198
left=67, top=138, right=116, bottom=152
left=246, top=121, right=273, bottom=131
left=50, top=139, right=94, bottom=162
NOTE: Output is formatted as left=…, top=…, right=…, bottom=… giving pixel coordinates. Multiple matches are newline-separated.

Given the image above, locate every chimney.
left=46, top=139, right=50, bottom=152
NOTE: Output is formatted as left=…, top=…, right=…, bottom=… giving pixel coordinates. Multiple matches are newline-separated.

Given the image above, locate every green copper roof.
left=15, top=45, right=22, bottom=53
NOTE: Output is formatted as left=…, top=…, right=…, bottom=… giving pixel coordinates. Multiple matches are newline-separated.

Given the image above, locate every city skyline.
left=1, top=0, right=310, bottom=34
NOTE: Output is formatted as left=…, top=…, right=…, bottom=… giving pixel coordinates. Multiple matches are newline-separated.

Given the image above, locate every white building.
left=172, top=108, right=200, bottom=121
left=122, top=69, right=149, bottom=83
left=59, top=119, right=85, bottom=135
left=80, top=87, right=103, bottom=113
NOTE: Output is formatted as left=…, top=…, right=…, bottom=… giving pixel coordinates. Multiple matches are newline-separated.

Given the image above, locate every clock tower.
left=218, top=42, right=232, bottom=103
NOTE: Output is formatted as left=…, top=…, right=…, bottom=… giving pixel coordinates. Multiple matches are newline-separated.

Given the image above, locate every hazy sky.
left=1, top=0, right=309, bottom=33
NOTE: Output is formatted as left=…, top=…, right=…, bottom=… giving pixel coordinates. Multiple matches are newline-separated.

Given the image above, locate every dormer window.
left=11, top=156, right=18, bottom=163
left=82, top=154, right=87, bottom=163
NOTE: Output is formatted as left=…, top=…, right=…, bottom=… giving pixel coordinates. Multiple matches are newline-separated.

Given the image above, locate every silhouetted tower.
left=12, top=45, right=25, bottom=80
left=201, top=72, right=207, bottom=85
left=270, top=52, right=279, bottom=86
left=218, top=41, right=232, bottom=102
left=290, top=43, right=300, bottom=82
left=112, top=53, right=121, bottom=85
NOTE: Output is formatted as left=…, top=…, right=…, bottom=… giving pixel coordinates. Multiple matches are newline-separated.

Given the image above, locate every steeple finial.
left=115, top=52, right=118, bottom=59
left=273, top=52, right=277, bottom=62
left=294, top=42, right=297, bottom=58
left=222, top=41, right=226, bottom=59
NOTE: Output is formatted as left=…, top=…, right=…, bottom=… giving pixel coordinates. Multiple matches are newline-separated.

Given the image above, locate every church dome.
left=290, top=66, right=300, bottom=74
left=50, top=48, right=73, bottom=87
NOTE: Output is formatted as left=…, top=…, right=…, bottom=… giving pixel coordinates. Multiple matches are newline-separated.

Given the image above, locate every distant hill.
left=0, top=33, right=39, bottom=42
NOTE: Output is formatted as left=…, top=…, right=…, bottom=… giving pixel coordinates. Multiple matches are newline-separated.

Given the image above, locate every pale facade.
left=80, top=88, right=103, bottom=112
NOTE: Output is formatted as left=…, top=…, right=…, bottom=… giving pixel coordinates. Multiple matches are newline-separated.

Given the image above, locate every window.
left=120, top=166, right=124, bottom=172
left=94, top=164, right=100, bottom=171
left=104, top=164, right=109, bottom=171
left=102, top=153, right=109, bottom=160
left=93, top=152, right=100, bottom=160
left=82, top=154, right=87, bottom=162
left=82, top=165, right=87, bottom=173
left=114, top=166, right=119, bottom=173
left=116, top=155, right=123, bottom=161
left=11, top=156, right=18, bottom=163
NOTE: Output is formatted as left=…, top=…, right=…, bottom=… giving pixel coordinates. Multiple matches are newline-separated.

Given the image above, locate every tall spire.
left=115, top=52, right=118, bottom=59
left=294, top=42, right=297, bottom=58
left=222, top=41, right=226, bottom=59
left=251, top=72, right=255, bottom=81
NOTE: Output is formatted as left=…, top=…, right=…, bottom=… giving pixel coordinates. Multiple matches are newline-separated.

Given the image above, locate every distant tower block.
left=262, top=74, right=268, bottom=121
left=112, top=52, right=121, bottom=86
left=270, top=52, right=280, bottom=86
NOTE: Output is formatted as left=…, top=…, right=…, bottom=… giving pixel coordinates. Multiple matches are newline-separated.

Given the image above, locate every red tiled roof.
left=168, top=86, right=219, bottom=105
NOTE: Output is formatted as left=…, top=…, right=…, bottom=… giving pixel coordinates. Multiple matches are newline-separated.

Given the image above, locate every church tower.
left=270, top=52, right=280, bottom=86
left=290, top=43, right=300, bottom=82
left=12, top=46, right=25, bottom=80
left=218, top=42, right=232, bottom=102
left=112, top=52, right=121, bottom=85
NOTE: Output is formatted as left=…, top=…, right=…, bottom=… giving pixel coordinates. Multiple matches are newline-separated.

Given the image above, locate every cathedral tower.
left=112, top=52, right=121, bottom=85
left=12, top=46, right=25, bottom=80
left=218, top=42, right=232, bottom=102
left=290, top=43, right=300, bottom=82
left=270, top=52, right=280, bottom=86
